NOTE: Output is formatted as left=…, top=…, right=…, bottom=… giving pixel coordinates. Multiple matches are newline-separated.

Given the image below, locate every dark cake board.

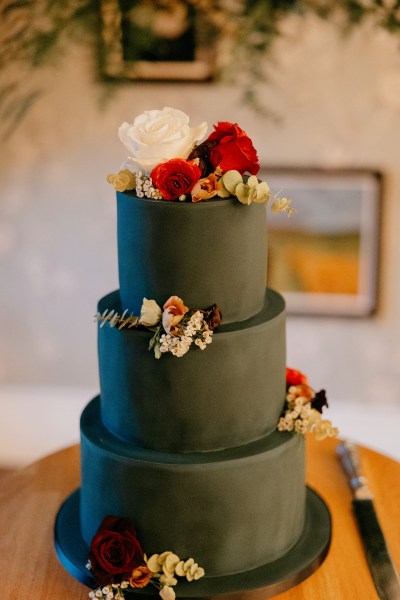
left=54, top=487, right=331, bottom=599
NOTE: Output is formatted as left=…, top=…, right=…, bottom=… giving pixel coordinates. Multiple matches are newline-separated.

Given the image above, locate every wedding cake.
left=55, top=108, right=336, bottom=600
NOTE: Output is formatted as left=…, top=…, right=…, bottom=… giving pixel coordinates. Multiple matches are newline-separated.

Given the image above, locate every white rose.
left=118, top=107, right=208, bottom=174
left=139, top=298, right=162, bottom=327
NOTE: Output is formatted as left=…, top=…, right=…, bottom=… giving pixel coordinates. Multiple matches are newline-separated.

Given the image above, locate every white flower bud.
left=139, top=298, right=162, bottom=327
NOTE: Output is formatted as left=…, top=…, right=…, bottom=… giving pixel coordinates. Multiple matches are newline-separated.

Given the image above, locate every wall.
left=1, top=14, right=400, bottom=464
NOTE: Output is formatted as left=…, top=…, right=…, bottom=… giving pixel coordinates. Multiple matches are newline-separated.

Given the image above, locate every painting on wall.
left=264, top=168, right=382, bottom=317
left=101, top=0, right=215, bottom=81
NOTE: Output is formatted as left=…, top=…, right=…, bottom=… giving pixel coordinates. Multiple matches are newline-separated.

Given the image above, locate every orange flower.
left=129, top=564, right=152, bottom=588
left=191, top=172, right=221, bottom=203
left=162, top=296, right=189, bottom=334
left=286, top=368, right=308, bottom=387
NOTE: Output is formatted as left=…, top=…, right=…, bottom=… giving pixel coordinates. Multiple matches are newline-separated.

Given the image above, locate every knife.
left=337, top=441, right=400, bottom=599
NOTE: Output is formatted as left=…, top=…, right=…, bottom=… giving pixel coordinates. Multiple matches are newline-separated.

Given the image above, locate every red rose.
left=151, top=158, right=202, bottom=200
left=286, top=368, right=308, bottom=387
left=205, top=122, right=260, bottom=175
left=89, top=516, right=145, bottom=586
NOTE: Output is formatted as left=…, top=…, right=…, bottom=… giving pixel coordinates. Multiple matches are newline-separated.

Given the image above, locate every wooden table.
left=1, top=437, right=399, bottom=599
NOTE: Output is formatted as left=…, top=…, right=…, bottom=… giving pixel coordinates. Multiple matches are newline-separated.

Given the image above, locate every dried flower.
left=278, top=369, right=338, bottom=441
left=313, top=416, right=339, bottom=441
left=187, top=139, right=217, bottom=176
left=287, top=383, right=314, bottom=403
left=191, top=172, right=221, bottom=202
left=129, top=565, right=152, bottom=588
left=312, top=389, right=328, bottom=413
left=162, top=296, right=189, bottom=334
left=271, top=195, right=295, bottom=216
left=205, top=304, right=222, bottom=330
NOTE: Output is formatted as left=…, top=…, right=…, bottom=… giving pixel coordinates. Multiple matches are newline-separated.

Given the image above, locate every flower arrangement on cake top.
left=86, top=515, right=204, bottom=600
left=278, top=368, right=339, bottom=440
left=107, top=107, right=293, bottom=213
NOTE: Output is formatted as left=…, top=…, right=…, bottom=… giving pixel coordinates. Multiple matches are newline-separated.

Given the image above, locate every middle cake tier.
left=98, top=288, right=286, bottom=453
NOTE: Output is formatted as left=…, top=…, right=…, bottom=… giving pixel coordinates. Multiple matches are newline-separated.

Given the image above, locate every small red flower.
left=151, top=158, right=202, bottom=200
left=286, top=368, right=308, bottom=387
left=205, top=122, right=260, bottom=175
left=89, top=516, right=145, bottom=586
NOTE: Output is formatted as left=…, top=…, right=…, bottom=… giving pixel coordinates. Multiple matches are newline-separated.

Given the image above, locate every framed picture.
left=100, top=0, right=215, bottom=81
left=264, top=168, right=382, bottom=317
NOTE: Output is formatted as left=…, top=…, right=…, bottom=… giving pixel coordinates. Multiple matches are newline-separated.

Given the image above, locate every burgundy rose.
left=312, top=389, right=328, bottom=414
left=205, top=122, right=260, bottom=175
left=205, top=304, right=222, bottom=330
left=187, top=139, right=217, bottom=176
left=151, top=158, right=202, bottom=200
left=89, top=516, right=145, bottom=586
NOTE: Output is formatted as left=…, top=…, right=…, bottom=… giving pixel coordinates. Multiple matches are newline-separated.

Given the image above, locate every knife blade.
left=337, top=441, right=400, bottom=600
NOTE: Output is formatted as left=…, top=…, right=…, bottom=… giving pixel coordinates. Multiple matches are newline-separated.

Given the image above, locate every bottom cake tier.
left=55, top=486, right=331, bottom=598
left=79, top=397, right=307, bottom=578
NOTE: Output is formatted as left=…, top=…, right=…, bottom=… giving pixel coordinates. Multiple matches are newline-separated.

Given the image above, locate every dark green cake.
left=82, top=193, right=303, bottom=575
left=54, top=110, right=331, bottom=599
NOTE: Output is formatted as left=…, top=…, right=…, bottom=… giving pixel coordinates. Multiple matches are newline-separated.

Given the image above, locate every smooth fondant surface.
left=117, top=193, right=267, bottom=324
left=80, top=397, right=306, bottom=578
left=53, top=179, right=329, bottom=596
left=98, top=289, right=286, bottom=452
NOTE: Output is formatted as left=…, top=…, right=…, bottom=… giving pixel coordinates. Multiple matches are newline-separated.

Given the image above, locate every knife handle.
left=337, top=441, right=374, bottom=500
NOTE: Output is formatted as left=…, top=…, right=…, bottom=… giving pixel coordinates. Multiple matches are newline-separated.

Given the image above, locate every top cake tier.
left=117, top=191, right=268, bottom=324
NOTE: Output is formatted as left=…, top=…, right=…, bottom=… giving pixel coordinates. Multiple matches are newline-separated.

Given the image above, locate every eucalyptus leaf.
left=235, top=182, right=252, bottom=205
left=221, top=170, right=242, bottom=194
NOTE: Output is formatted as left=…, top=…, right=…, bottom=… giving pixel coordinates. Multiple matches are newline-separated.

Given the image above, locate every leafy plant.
left=1, top=0, right=400, bottom=136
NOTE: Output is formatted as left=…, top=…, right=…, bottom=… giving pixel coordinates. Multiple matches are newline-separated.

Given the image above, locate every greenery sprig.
left=94, top=309, right=139, bottom=330
left=2, top=0, right=400, bottom=136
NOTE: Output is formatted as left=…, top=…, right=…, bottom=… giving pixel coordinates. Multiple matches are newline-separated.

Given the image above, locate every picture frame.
left=263, top=168, right=382, bottom=317
left=100, top=0, right=215, bottom=81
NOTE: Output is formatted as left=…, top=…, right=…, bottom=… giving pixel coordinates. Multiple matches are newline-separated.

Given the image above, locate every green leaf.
left=221, top=170, right=242, bottom=194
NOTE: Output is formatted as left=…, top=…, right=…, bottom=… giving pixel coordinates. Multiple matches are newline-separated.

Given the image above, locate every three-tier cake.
left=55, top=108, right=333, bottom=600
